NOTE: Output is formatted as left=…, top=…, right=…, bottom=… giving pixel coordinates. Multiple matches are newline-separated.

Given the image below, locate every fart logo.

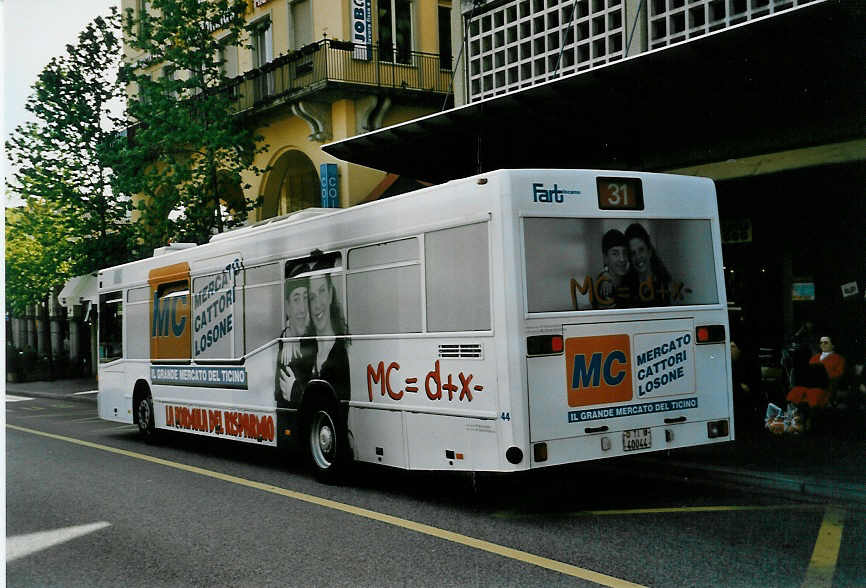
left=531, top=183, right=581, bottom=203
left=565, top=334, right=633, bottom=407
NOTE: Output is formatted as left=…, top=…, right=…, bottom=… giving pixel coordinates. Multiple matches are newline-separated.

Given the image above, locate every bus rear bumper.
left=529, top=418, right=731, bottom=469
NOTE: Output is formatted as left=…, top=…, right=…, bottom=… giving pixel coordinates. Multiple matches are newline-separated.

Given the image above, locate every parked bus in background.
left=97, top=169, right=733, bottom=482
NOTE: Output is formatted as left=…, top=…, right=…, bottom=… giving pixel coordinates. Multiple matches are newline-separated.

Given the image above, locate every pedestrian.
left=731, top=340, right=762, bottom=436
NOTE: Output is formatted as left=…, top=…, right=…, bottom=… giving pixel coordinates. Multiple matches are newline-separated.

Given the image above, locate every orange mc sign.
left=565, top=334, right=633, bottom=407
left=149, top=262, right=191, bottom=360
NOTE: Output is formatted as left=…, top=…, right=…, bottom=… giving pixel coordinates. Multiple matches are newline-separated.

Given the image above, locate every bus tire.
left=136, top=392, right=157, bottom=443
left=306, top=398, right=347, bottom=483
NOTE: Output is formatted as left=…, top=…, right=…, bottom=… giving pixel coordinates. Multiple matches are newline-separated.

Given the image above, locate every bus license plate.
left=623, top=428, right=651, bottom=452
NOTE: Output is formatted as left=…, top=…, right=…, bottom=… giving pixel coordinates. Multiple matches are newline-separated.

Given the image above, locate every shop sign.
left=320, top=163, right=339, bottom=208
left=721, top=218, right=752, bottom=244
left=841, top=281, right=859, bottom=299
left=792, top=282, right=815, bottom=302
left=351, top=0, right=372, bottom=60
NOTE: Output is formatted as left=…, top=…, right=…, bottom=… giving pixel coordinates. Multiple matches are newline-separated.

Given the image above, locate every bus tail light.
left=527, top=335, right=563, bottom=356
left=707, top=419, right=729, bottom=438
left=696, top=325, right=726, bottom=344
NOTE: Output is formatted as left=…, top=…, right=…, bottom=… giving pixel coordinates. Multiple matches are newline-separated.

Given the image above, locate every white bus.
left=97, top=169, right=733, bottom=481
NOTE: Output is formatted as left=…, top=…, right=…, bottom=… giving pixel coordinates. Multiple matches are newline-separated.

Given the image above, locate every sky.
left=3, top=0, right=119, bottom=204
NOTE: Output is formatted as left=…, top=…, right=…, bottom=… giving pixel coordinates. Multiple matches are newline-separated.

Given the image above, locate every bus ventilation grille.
left=438, top=344, right=483, bottom=359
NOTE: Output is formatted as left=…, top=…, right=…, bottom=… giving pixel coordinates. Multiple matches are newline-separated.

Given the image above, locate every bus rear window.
left=524, top=218, right=719, bottom=313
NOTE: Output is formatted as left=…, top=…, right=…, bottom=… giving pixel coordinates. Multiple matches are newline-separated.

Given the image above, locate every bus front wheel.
left=306, top=400, right=347, bottom=483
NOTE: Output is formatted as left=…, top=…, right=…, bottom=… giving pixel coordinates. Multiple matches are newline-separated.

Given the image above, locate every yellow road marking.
left=803, top=506, right=846, bottom=588
left=494, top=504, right=827, bottom=519
left=7, top=424, right=643, bottom=588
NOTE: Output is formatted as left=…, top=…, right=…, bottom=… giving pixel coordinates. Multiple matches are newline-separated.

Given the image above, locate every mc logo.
left=565, top=334, right=633, bottom=407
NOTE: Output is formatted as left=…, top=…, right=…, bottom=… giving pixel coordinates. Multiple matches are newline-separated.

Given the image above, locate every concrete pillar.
left=68, top=317, right=81, bottom=362
left=50, top=289, right=66, bottom=361
left=624, top=0, right=648, bottom=57
left=781, top=250, right=793, bottom=340
left=452, top=1, right=468, bottom=107
left=11, top=317, right=24, bottom=348
left=37, top=300, right=50, bottom=357
left=26, top=306, right=38, bottom=350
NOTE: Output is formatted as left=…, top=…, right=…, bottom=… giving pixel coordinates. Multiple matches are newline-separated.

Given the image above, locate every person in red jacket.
left=787, top=335, right=846, bottom=408
left=813, top=336, right=846, bottom=379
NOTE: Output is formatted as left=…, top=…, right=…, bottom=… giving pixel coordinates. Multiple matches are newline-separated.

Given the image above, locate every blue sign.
left=351, top=0, right=373, bottom=60
left=150, top=366, right=248, bottom=389
left=567, top=397, right=698, bottom=423
left=320, top=164, right=339, bottom=208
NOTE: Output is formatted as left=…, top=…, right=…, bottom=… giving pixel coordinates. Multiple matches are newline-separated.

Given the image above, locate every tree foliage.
left=5, top=201, right=76, bottom=315
left=115, top=0, right=267, bottom=250
left=5, top=7, right=134, bottom=274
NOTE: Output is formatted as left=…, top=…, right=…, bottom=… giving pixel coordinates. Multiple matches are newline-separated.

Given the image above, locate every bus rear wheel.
left=306, top=400, right=347, bottom=483
left=136, top=394, right=156, bottom=442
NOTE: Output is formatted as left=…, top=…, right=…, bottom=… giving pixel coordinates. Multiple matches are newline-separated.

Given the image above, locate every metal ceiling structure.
left=323, top=0, right=864, bottom=184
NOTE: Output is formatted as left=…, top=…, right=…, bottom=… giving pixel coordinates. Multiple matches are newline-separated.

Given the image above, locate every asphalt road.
left=6, top=392, right=865, bottom=587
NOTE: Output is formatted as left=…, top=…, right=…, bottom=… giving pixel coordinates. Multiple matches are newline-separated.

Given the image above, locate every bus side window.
left=99, top=292, right=124, bottom=362
left=347, top=238, right=421, bottom=335
left=126, top=287, right=150, bottom=359
left=244, top=263, right=281, bottom=352
left=425, top=223, right=491, bottom=332
left=191, top=269, right=238, bottom=360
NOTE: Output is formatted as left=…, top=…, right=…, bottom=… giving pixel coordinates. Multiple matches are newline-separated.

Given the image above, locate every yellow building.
left=122, top=0, right=454, bottom=220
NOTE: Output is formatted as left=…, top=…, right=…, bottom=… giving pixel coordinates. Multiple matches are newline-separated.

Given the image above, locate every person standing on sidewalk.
left=731, top=340, right=762, bottom=436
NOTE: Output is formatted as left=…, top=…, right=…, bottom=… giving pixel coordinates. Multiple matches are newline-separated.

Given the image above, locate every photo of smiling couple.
left=595, top=223, right=673, bottom=309
left=275, top=251, right=350, bottom=408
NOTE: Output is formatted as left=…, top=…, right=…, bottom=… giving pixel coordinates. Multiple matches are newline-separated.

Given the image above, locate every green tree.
left=5, top=8, right=134, bottom=273
left=5, top=200, right=76, bottom=316
left=115, top=0, right=267, bottom=250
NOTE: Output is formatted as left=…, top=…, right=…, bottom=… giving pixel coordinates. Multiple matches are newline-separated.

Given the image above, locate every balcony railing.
left=227, top=39, right=453, bottom=112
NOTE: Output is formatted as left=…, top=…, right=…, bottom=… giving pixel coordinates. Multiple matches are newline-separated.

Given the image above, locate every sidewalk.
left=5, top=377, right=98, bottom=400
left=5, top=378, right=865, bottom=505
left=634, top=426, right=866, bottom=506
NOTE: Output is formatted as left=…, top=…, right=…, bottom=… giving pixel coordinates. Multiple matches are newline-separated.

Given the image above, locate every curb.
left=646, top=459, right=866, bottom=506
left=6, top=382, right=98, bottom=404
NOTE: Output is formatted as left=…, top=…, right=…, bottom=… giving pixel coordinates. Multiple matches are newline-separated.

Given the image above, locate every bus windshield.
left=524, top=217, right=719, bottom=313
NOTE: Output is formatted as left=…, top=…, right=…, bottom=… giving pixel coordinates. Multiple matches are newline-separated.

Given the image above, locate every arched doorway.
left=260, top=149, right=319, bottom=220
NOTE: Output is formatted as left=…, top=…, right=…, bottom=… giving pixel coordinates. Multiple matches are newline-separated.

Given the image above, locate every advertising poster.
left=275, top=253, right=350, bottom=408
left=524, top=218, right=720, bottom=312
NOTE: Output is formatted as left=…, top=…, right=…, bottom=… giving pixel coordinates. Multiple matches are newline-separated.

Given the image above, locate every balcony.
left=227, top=39, right=453, bottom=113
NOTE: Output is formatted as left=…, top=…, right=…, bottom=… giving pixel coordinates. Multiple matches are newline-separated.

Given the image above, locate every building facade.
left=329, top=0, right=864, bottom=360
left=122, top=0, right=455, bottom=217
left=453, top=0, right=819, bottom=105
left=459, top=0, right=863, bottom=358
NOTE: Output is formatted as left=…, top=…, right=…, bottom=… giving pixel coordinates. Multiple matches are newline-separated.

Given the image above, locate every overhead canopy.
left=323, top=0, right=864, bottom=183
left=58, top=273, right=98, bottom=309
